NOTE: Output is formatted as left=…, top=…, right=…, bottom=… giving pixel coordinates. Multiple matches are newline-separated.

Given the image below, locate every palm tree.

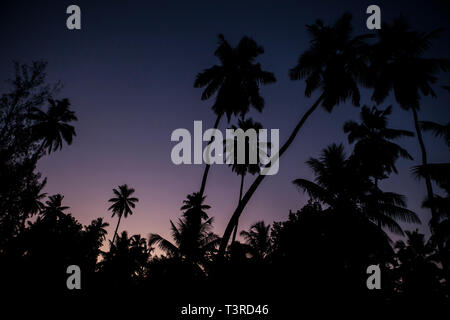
left=20, top=177, right=47, bottom=229
left=420, top=120, right=450, bottom=148
left=412, top=119, right=450, bottom=219
left=100, top=231, right=150, bottom=283
left=343, top=105, right=415, bottom=229
left=218, top=13, right=373, bottom=256
left=29, top=98, right=77, bottom=156
left=240, top=221, right=271, bottom=260
left=413, top=119, right=450, bottom=278
left=84, top=217, right=109, bottom=269
left=225, top=118, right=268, bottom=244
left=394, top=229, right=442, bottom=297
left=293, top=144, right=419, bottom=235
left=148, top=193, right=219, bottom=266
left=108, top=184, right=139, bottom=244
left=344, top=105, right=414, bottom=184
left=41, top=194, right=69, bottom=221
left=369, top=18, right=449, bottom=229
left=194, top=34, right=276, bottom=197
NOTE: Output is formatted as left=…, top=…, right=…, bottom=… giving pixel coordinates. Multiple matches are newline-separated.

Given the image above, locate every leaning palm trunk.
left=199, top=113, right=223, bottom=197
left=411, top=107, right=437, bottom=228
left=218, top=93, right=325, bottom=257
left=231, top=174, right=245, bottom=244
left=411, top=107, right=448, bottom=276
left=112, top=214, right=122, bottom=244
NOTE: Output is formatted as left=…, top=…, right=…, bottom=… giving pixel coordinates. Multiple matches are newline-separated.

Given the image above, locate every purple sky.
left=1, top=0, right=449, bottom=244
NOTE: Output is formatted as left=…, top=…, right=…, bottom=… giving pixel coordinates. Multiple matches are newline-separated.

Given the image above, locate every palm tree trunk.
left=218, top=93, right=325, bottom=257
left=112, top=214, right=122, bottom=244
left=412, top=108, right=448, bottom=277
left=411, top=107, right=437, bottom=228
left=199, top=113, right=223, bottom=197
left=375, top=177, right=382, bottom=229
left=231, top=174, right=245, bottom=244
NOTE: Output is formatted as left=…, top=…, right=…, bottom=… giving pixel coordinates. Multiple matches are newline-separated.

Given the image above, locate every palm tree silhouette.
left=20, top=177, right=47, bottom=230
left=293, top=144, right=419, bottom=235
left=369, top=18, right=449, bottom=229
left=394, top=229, right=442, bottom=298
left=420, top=120, right=450, bottom=148
left=240, top=221, right=271, bottom=260
left=225, top=118, right=268, bottom=244
left=29, top=98, right=77, bottom=156
left=194, top=34, right=276, bottom=197
left=148, top=193, right=219, bottom=266
left=41, top=194, right=69, bottom=221
left=343, top=105, right=415, bottom=229
left=344, top=105, right=414, bottom=184
left=218, top=13, right=372, bottom=256
left=108, top=184, right=139, bottom=244
left=413, top=119, right=450, bottom=279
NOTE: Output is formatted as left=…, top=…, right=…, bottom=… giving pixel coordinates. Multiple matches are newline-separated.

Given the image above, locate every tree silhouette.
left=29, top=98, right=77, bottom=156
left=108, top=184, right=139, bottom=244
left=240, top=221, right=271, bottom=260
left=100, top=231, right=151, bottom=286
left=218, top=13, right=373, bottom=256
left=225, top=118, right=268, bottom=244
left=41, top=194, right=69, bottom=221
left=343, top=105, right=416, bottom=230
left=394, top=230, right=443, bottom=301
left=149, top=193, right=219, bottom=267
left=293, top=143, right=419, bottom=235
left=369, top=17, right=449, bottom=229
left=194, top=34, right=276, bottom=197
left=344, top=105, right=413, bottom=183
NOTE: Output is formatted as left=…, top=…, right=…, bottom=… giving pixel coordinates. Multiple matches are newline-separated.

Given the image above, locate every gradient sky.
left=1, top=0, right=449, bottom=245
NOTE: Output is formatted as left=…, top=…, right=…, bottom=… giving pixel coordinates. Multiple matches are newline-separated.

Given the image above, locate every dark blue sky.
left=1, top=0, right=449, bottom=242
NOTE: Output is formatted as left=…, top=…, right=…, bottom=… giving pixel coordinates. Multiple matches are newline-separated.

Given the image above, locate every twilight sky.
left=1, top=0, right=449, bottom=244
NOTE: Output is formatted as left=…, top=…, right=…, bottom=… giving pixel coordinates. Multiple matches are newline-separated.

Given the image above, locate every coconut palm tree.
left=29, top=98, right=77, bottom=156
left=225, top=118, right=268, bottom=244
left=194, top=34, right=276, bottom=197
left=218, top=13, right=373, bottom=256
left=369, top=17, right=449, bottom=229
left=343, top=105, right=415, bottom=229
left=344, top=105, right=414, bottom=184
left=148, top=193, right=219, bottom=266
left=20, top=177, right=47, bottom=230
left=41, top=194, right=69, bottom=221
left=293, top=144, right=419, bottom=235
left=108, top=184, right=138, bottom=244
left=394, top=230, right=443, bottom=297
left=240, top=221, right=271, bottom=260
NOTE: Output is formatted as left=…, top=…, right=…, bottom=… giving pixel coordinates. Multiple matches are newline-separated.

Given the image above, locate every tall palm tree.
left=194, top=34, right=276, bottom=197
left=108, top=184, right=139, bottom=244
left=148, top=193, right=219, bottom=266
left=240, top=221, right=271, bottom=260
left=225, top=118, right=268, bottom=244
left=369, top=18, right=449, bottom=229
left=343, top=105, right=415, bottom=229
left=293, top=144, right=420, bottom=235
left=218, top=13, right=373, bottom=256
left=29, top=98, right=77, bottom=156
